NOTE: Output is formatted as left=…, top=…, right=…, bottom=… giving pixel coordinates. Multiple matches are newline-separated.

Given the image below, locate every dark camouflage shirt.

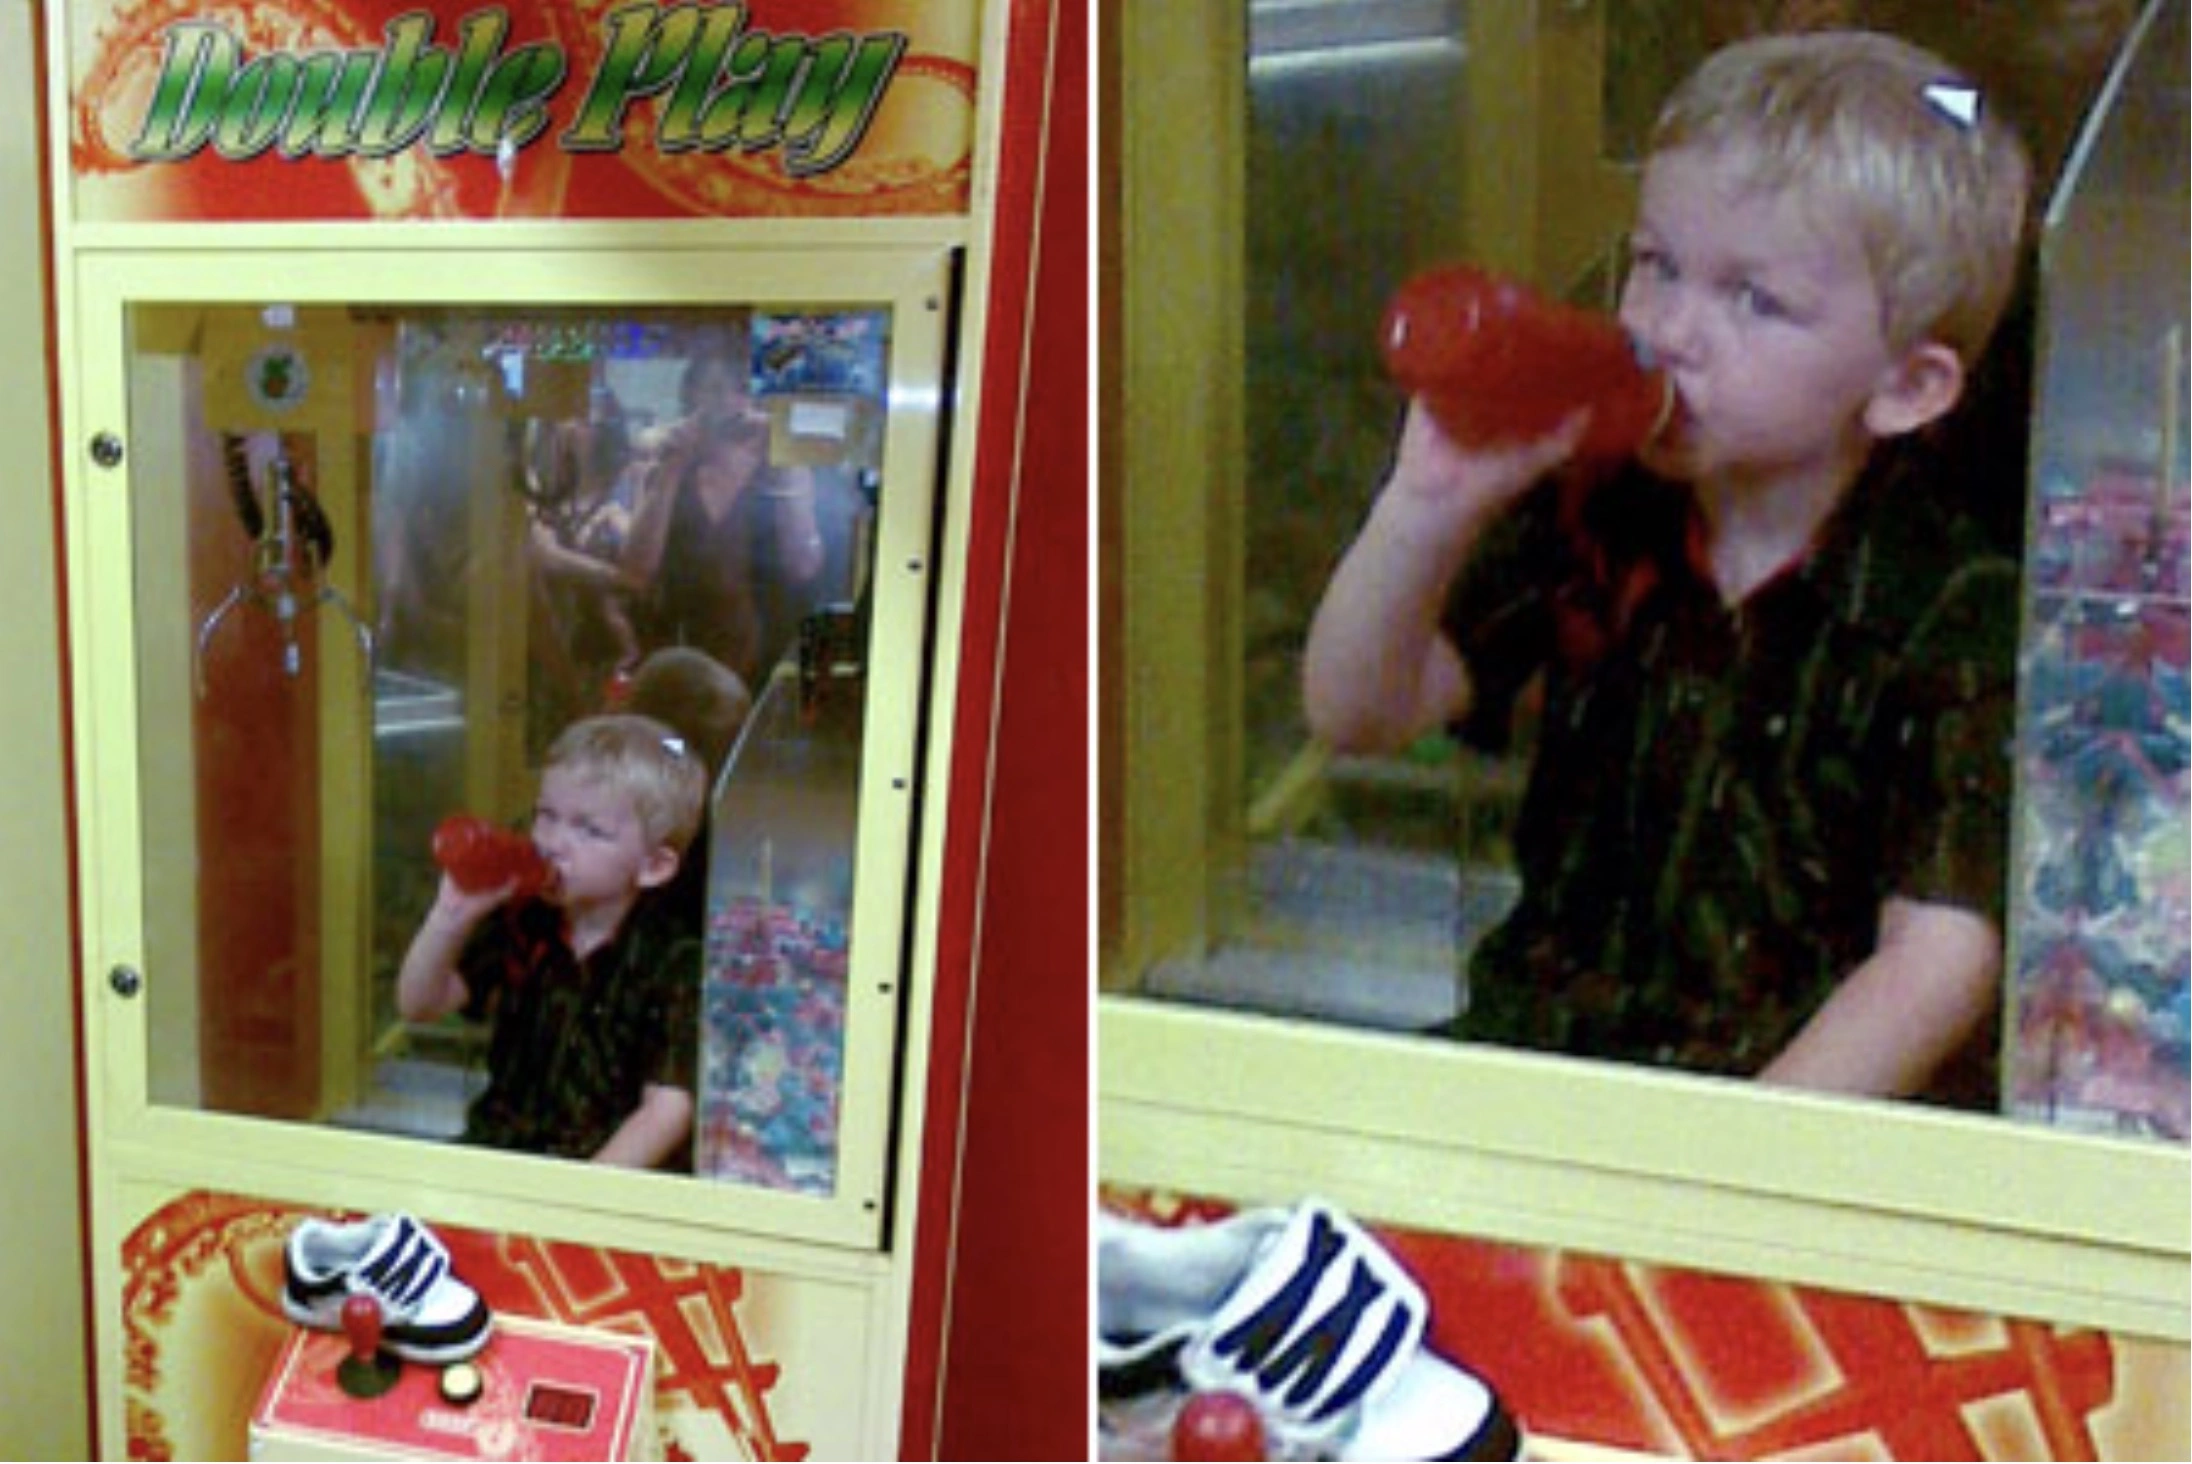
left=1443, top=449, right=2014, bottom=1104
left=458, top=894, right=701, bottom=1161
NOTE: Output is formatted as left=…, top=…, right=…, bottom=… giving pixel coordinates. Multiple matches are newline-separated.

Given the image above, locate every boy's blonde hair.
left=544, top=713, right=709, bottom=854
left=1652, top=30, right=2032, bottom=365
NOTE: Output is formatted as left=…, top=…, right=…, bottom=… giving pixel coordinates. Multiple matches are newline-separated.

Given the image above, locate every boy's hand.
left=425, top=872, right=520, bottom=931
left=1383, top=399, right=1589, bottom=525
left=592, top=1082, right=695, bottom=1168
left=1303, top=399, right=1585, bottom=753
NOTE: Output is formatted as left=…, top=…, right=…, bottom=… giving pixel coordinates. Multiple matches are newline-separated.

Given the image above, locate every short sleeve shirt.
left=457, top=895, right=701, bottom=1160
left=1443, top=450, right=2016, bottom=1100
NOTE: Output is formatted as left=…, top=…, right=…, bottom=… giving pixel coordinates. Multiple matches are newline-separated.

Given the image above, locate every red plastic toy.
left=1171, top=1389, right=1266, bottom=1462
left=431, top=814, right=548, bottom=899
left=1382, top=263, right=1671, bottom=461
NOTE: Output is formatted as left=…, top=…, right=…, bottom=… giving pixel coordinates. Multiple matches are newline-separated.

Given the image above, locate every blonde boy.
left=399, top=714, right=709, bottom=1164
left=1304, top=32, right=2032, bottom=1102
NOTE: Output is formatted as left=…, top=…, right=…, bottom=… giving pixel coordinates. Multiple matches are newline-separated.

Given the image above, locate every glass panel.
left=696, top=657, right=859, bottom=1194
left=1131, top=0, right=2159, bottom=1119
left=2004, top=0, right=2189, bottom=1142
left=1207, top=0, right=1483, bottom=1028
left=129, top=300, right=901, bottom=1192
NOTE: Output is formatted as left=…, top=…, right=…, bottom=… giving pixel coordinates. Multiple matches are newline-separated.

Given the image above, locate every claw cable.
left=221, top=431, right=264, bottom=542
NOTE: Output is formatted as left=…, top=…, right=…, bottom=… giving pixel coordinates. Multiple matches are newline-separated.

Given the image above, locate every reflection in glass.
left=131, top=302, right=894, bottom=1190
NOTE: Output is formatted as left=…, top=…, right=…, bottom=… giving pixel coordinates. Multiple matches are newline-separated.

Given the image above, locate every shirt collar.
left=1655, top=447, right=1917, bottom=627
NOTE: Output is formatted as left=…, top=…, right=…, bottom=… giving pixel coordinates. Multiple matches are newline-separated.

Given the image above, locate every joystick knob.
left=335, top=1294, right=401, bottom=1400
left=341, top=1294, right=383, bottom=1362
left=1172, top=1389, right=1266, bottom=1461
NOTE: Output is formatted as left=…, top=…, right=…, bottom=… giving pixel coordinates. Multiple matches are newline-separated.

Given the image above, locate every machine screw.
left=108, top=964, right=143, bottom=998
left=90, top=433, right=125, bottom=468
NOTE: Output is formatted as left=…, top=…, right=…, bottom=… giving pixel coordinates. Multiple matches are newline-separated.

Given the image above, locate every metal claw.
left=319, top=579, right=379, bottom=688
left=193, top=584, right=249, bottom=699
left=191, top=452, right=376, bottom=699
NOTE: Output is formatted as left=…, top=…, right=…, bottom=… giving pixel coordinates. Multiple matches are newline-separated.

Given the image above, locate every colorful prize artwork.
left=698, top=897, right=849, bottom=1195
left=753, top=312, right=890, bottom=399
left=2009, top=466, right=2192, bottom=1141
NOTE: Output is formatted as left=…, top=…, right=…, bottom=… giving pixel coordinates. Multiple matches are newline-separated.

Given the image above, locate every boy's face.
left=1618, top=145, right=1914, bottom=493
left=531, top=765, right=675, bottom=912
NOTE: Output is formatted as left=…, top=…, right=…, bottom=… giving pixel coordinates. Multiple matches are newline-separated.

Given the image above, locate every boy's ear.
left=636, top=844, right=681, bottom=891
left=1863, top=339, right=1965, bottom=438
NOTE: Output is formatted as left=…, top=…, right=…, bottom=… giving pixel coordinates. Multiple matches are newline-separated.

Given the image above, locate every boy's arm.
left=395, top=878, right=506, bottom=1022
left=1757, top=896, right=2000, bottom=1097
left=591, top=1082, right=695, bottom=1168
left=1303, top=403, right=1584, bottom=752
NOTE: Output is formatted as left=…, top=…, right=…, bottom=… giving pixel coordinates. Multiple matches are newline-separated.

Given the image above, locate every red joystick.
left=341, top=1294, right=383, bottom=1361
left=432, top=813, right=549, bottom=899
left=1382, top=263, right=1672, bottom=463
left=1171, top=1389, right=1267, bottom=1462
left=335, top=1294, right=401, bottom=1399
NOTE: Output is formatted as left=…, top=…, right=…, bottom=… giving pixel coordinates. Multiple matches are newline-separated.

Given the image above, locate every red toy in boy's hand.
left=1382, top=263, right=1671, bottom=462
left=1171, top=1389, right=1266, bottom=1461
left=432, top=814, right=548, bottom=899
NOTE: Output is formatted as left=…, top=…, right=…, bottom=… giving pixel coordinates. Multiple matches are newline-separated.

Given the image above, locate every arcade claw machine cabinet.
left=46, top=0, right=1077, bottom=1456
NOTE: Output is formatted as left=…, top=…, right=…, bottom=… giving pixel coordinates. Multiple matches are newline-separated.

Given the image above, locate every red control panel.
left=250, top=1314, right=657, bottom=1461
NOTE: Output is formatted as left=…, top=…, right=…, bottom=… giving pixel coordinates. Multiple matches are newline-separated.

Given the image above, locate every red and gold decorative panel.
left=1106, top=1190, right=2188, bottom=1462
left=120, top=1189, right=835, bottom=1460
left=64, top=0, right=978, bottom=223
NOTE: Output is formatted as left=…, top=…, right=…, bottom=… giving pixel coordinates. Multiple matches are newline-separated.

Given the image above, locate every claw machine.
left=45, top=0, right=1082, bottom=1455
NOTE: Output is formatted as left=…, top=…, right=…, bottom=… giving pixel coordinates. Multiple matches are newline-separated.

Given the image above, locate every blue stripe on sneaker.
left=359, top=1218, right=446, bottom=1310
left=1306, top=1304, right=1410, bottom=1422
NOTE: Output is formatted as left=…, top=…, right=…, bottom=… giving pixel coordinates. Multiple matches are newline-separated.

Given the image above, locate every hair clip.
left=1922, top=82, right=1980, bottom=129
left=662, top=735, right=690, bottom=760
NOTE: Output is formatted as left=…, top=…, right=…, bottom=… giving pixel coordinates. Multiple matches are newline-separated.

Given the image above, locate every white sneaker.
left=1098, top=1200, right=1520, bottom=1461
left=282, top=1213, right=493, bottom=1364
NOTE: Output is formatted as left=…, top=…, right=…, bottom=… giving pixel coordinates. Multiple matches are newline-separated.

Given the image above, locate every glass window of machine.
left=129, top=301, right=901, bottom=1194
